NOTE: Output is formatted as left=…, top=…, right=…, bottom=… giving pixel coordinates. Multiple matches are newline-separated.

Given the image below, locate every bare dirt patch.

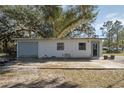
left=1, top=59, right=124, bottom=88
left=0, top=67, right=124, bottom=88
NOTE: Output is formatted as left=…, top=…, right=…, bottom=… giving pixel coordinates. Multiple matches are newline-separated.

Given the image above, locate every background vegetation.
left=100, top=20, right=124, bottom=53
left=0, top=5, right=98, bottom=54
left=0, top=5, right=124, bottom=55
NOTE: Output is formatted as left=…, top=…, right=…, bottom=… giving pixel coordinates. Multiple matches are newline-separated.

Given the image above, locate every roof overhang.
left=13, top=38, right=106, bottom=41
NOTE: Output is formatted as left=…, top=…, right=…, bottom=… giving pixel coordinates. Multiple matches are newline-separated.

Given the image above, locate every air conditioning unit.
left=63, top=53, right=71, bottom=58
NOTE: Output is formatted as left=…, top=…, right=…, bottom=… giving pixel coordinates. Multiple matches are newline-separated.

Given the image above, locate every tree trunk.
left=116, top=29, right=119, bottom=52
left=108, top=31, right=111, bottom=53
left=3, top=39, right=8, bottom=54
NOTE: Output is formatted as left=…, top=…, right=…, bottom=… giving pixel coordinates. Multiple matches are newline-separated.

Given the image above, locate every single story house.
left=15, top=38, right=103, bottom=58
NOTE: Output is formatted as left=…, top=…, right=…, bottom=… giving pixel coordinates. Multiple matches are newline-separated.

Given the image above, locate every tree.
left=100, top=21, right=113, bottom=53
left=0, top=14, right=17, bottom=53
left=67, top=23, right=96, bottom=38
left=0, top=5, right=97, bottom=38
left=118, top=28, right=124, bottom=50
left=113, top=20, right=123, bottom=51
left=0, top=5, right=98, bottom=54
left=100, top=20, right=123, bottom=53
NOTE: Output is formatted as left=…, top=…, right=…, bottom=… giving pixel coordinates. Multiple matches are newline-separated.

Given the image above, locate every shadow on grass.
left=3, top=78, right=79, bottom=88
left=0, top=70, right=11, bottom=75
left=0, top=54, right=17, bottom=67
left=55, top=82, right=78, bottom=88
left=107, top=78, right=124, bottom=88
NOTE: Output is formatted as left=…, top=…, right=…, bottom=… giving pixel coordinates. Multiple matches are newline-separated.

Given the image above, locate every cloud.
left=96, top=17, right=124, bottom=37
left=94, top=12, right=124, bottom=37
left=108, top=16, right=124, bottom=25
left=105, top=13, right=118, bottom=19
left=94, top=23, right=103, bottom=36
left=104, top=12, right=124, bottom=25
left=92, top=22, right=104, bottom=37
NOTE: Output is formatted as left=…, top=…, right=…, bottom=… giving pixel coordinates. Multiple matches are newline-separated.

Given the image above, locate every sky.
left=94, top=5, right=124, bottom=37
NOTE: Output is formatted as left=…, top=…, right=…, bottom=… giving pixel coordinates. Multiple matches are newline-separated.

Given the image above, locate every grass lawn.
left=0, top=68, right=124, bottom=88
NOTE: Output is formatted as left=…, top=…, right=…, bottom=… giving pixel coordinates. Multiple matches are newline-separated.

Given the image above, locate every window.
left=57, top=43, right=64, bottom=50
left=79, top=43, right=86, bottom=50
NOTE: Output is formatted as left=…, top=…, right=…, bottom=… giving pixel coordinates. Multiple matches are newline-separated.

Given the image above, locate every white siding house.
left=16, top=38, right=103, bottom=58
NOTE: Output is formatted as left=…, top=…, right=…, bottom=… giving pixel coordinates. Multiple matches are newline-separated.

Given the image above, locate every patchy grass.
left=103, top=52, right=124, bottom=56
left=0, top=68, right=124, bottom=88
left=0, top=53, right=6, bottom=57
left=1, top=59, right=124, bottom=88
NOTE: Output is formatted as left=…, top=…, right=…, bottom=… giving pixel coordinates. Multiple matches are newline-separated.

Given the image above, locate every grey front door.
left=92, top=42, right=98, bottom=57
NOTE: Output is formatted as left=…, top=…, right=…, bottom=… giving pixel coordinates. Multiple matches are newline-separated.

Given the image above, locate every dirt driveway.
left=4, top=58, right=124, bottom=69
left=1, top=58, right=124, bottom=88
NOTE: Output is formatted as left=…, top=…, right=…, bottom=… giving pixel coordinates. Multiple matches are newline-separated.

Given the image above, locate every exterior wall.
left=99, top=40, right=103, bottom=57
left=38, top=39, right=92, bottom=58
left=16, top=39, right=103, bottom=58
